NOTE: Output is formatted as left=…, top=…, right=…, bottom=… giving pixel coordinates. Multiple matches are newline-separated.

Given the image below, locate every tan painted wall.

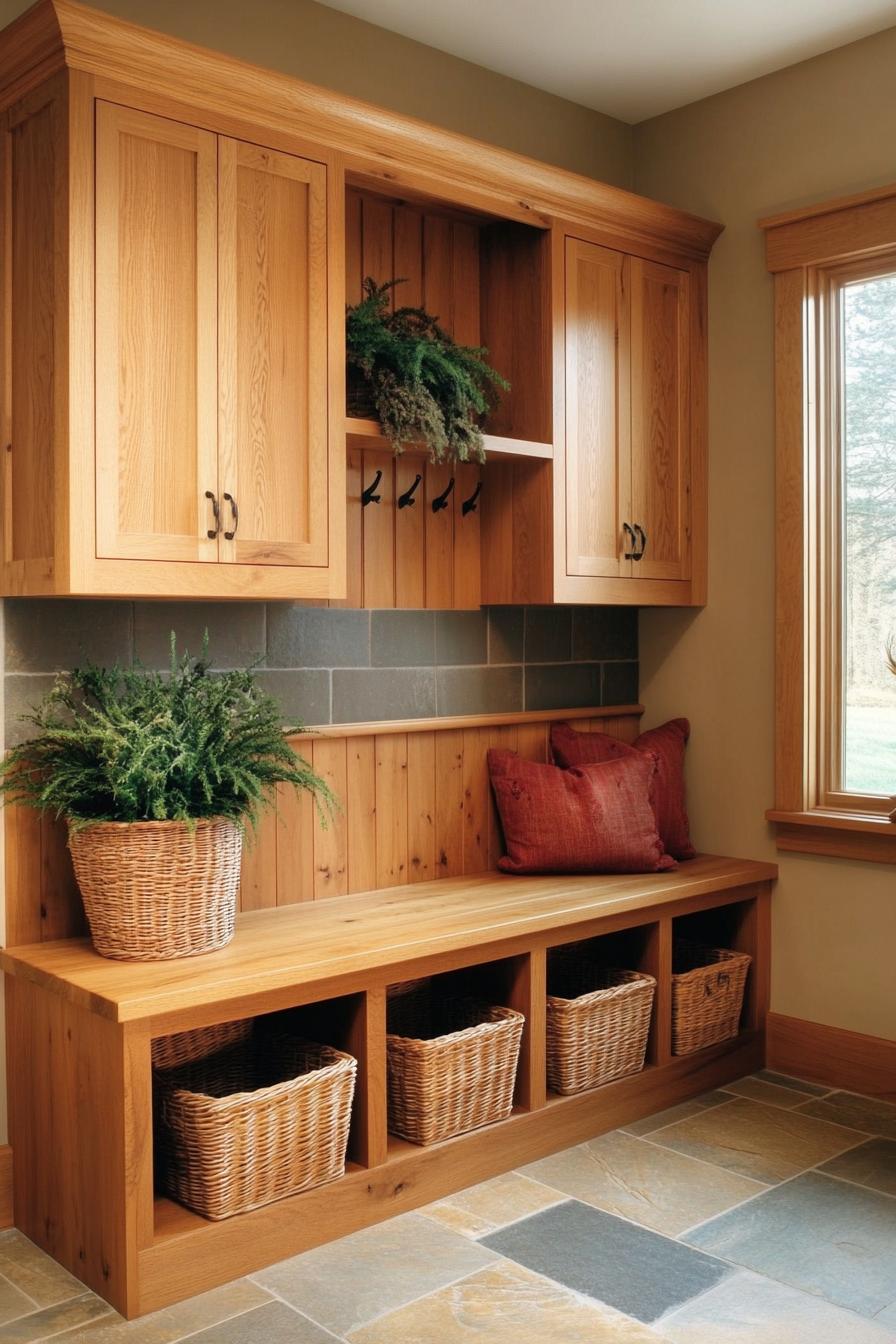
left=634, top=27, right=896, bottom=1041
left=0, top=0, right=632, bottom=184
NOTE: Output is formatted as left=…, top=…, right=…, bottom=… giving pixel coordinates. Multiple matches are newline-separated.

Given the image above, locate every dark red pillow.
left=550, top=719, right=696, bottom=860
left=487, top=748, right=676, bottom=876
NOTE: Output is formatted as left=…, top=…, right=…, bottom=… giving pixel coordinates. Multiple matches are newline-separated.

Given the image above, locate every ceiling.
left=317, top=0, right=896, bottom=122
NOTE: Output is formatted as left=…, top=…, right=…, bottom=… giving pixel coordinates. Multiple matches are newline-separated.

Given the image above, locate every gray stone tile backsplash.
left=3, top=602, right=638, bottom=743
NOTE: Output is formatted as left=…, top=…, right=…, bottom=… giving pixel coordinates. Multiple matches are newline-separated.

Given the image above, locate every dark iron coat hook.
left=431, top=476, right=455, bottom=513
left=461, top=481, right=482, bottom=516
left=362, top=469, right=383, bottom=507
left=397, top=473, right=422, bottom=509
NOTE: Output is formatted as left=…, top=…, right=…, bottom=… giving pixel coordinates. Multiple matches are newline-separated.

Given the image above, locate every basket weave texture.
left=152, top=1018, right=252, bottom=1072
left=386, top=981, right=524, bottom=1146
left=68, top=818, right=242, bottom=961
left=546, top=947, right=656, bottom=1095
left=346, top=366, right=376, bottom=418
left=155, top=1034, right=357, bottom=1220
left=672, top=939, right=751, bottom=1055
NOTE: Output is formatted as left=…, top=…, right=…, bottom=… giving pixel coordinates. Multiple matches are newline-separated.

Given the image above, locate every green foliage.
left=346, top=277, right=509, bottom=463
left=0, top=637, right=336, bottom=831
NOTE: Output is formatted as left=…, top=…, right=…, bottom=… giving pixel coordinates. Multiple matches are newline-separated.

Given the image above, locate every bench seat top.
left=0, top=853, right=776, bottom=1025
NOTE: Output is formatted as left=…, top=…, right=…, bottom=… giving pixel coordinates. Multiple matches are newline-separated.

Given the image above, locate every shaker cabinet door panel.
left=630, top=257, right=691, bottom=582
left=95, top=103, right=219, bottom=562
left=563, top=237, right=630, bottom=578
left=218, top=138, right=329, bottom=567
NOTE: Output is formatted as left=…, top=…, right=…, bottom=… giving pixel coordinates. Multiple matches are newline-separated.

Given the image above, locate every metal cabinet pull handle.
left=634, top=524, right=647, bottom=560
left=622, top=522, right=637, bottom=560
left=223, top=493, right=239, bottom=540
left=205, top=491, right=221, bottom=539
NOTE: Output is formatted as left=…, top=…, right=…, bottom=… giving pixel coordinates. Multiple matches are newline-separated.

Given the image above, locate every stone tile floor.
left=0, top=1071, right=894, bottom=1342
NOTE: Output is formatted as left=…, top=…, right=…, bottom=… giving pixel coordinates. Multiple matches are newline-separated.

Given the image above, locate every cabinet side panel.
left=3, top=92, right=59, bottom=567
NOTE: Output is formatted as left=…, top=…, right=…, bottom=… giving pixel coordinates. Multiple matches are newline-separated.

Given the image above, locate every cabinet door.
left=95, top=103, right=218, bottom=562
left=218, top=138, right=329, bottom=567
left=563, top=238, right=631, bottom=578
left=630, top=258, right=691, bottom=581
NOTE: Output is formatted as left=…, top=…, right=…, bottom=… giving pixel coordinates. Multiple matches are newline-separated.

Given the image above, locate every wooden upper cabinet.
left=630, top=258, right=691, bottom=583
left=0, top=5, right=716, bottom=603
left=563, top=238, right=630, bottom=579
left=218, top=139, right=329, bottom=568
left=95, top=103, right=219, bottom=564
left=515, top=227, right=704, bottom=607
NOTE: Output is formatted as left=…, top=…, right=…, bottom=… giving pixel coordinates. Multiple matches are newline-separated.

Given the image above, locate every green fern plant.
left=346, top=277, right=509, bottom=463
left=0, top=637, right=335, bottom=831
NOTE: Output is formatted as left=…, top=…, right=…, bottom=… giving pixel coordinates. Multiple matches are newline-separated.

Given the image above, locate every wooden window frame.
left=761, top=184, right=896, bottom=864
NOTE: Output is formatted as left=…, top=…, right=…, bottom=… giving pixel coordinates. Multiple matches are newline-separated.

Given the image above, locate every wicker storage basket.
left=155, top=1035, right=357, bottom=1220
left=546, top=947, right=656, bottom=1095
left=672, top=939, right=751, bottom=1055
left=152, top=1018, right=252, bottom=1071
left=68, top=818, right=242, bottom=961
left=386, top=981, right=524, bottom=1146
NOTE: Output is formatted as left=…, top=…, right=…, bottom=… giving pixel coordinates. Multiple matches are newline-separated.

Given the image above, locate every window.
left=840, top=271, right=896, bottom=798
left=762, top=186, right=896, bottom=863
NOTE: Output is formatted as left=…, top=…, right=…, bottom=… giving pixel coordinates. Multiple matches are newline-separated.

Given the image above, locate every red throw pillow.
left=550, top=719, right=696, bottom=860
left=487, top=748, right=676, bottom=876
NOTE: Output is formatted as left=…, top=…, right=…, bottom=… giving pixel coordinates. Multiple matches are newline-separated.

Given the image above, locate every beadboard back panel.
left=4, top=705, right=641, bottom=946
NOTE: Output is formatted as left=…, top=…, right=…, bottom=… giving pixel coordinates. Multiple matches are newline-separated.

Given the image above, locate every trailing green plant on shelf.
left=0, top=635, right=335, bottom=831
left=345, top=276, right=509, bottom=464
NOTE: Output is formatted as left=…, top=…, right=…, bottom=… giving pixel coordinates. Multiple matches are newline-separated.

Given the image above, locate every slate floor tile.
left=347, top=1261, right=664, bottom=1343
left=521, top=1130, right=765, bottom=1236
left=753, top=1070, right=831, bottom=1096
left=685, top=1171, right=896, bottom=1318
left=183, top=1301, right=341, bottom=1344
left=656, top=1269, right=896, bottom=1343
left=650, top=1096, right=866, bottom=1183
left=723, top=1075, right=819, bottom=1109
left=421, top=1173, right=565, bottom=1239
left=0, top=1233, right=84, bottom=1309
left=622, top=1090, right=734, bottom=1137
left=251, top=1212, right=497, bottom=1336
left=50, top=1278, right=274, bottom=1342
left=817, top=1138, right=896, bottom=1197
left=481, top=1199, right=732, bottom=1324
left=0, top=1292, right=115, bottom=1342
left=797, top=1092, right=896, bottom=1139
left=875, top=1300, right=896, bottom=1330
left=0, top=1276, right=35, bottom=1328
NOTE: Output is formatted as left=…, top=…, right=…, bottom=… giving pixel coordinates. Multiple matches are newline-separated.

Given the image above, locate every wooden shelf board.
left=0, top=856, right=777, bottom=1027
left=345, top=417, right=553, bottom=461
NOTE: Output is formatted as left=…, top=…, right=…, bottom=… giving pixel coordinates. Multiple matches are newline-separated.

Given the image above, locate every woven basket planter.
left=68, top=818, right=242, bottom=961
left=386, top=981, right=524, bottom=1146
left=152, top=1018, right=252, bottom=1072
left=346, top=366, right=376, bottom=419
left=546, top=947, right=656, bottom=1095
left=155, top=1035, right=357, bottom=1220
left=672, top=939, right=751, bottom=1055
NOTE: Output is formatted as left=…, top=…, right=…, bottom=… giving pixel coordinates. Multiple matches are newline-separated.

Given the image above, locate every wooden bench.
left=0, top=706, right=777, bottom=1318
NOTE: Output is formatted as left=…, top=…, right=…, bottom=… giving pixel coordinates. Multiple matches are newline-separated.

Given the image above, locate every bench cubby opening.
left=545, top=925, right=661, bottom=1095
left=672, top=897, right=763, bottom=1036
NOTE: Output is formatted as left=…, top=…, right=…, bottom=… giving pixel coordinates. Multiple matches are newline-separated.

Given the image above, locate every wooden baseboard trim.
left=0, top=1145, right=11, bottom=1228
left=766, top=1012, right=896, bottom=1101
